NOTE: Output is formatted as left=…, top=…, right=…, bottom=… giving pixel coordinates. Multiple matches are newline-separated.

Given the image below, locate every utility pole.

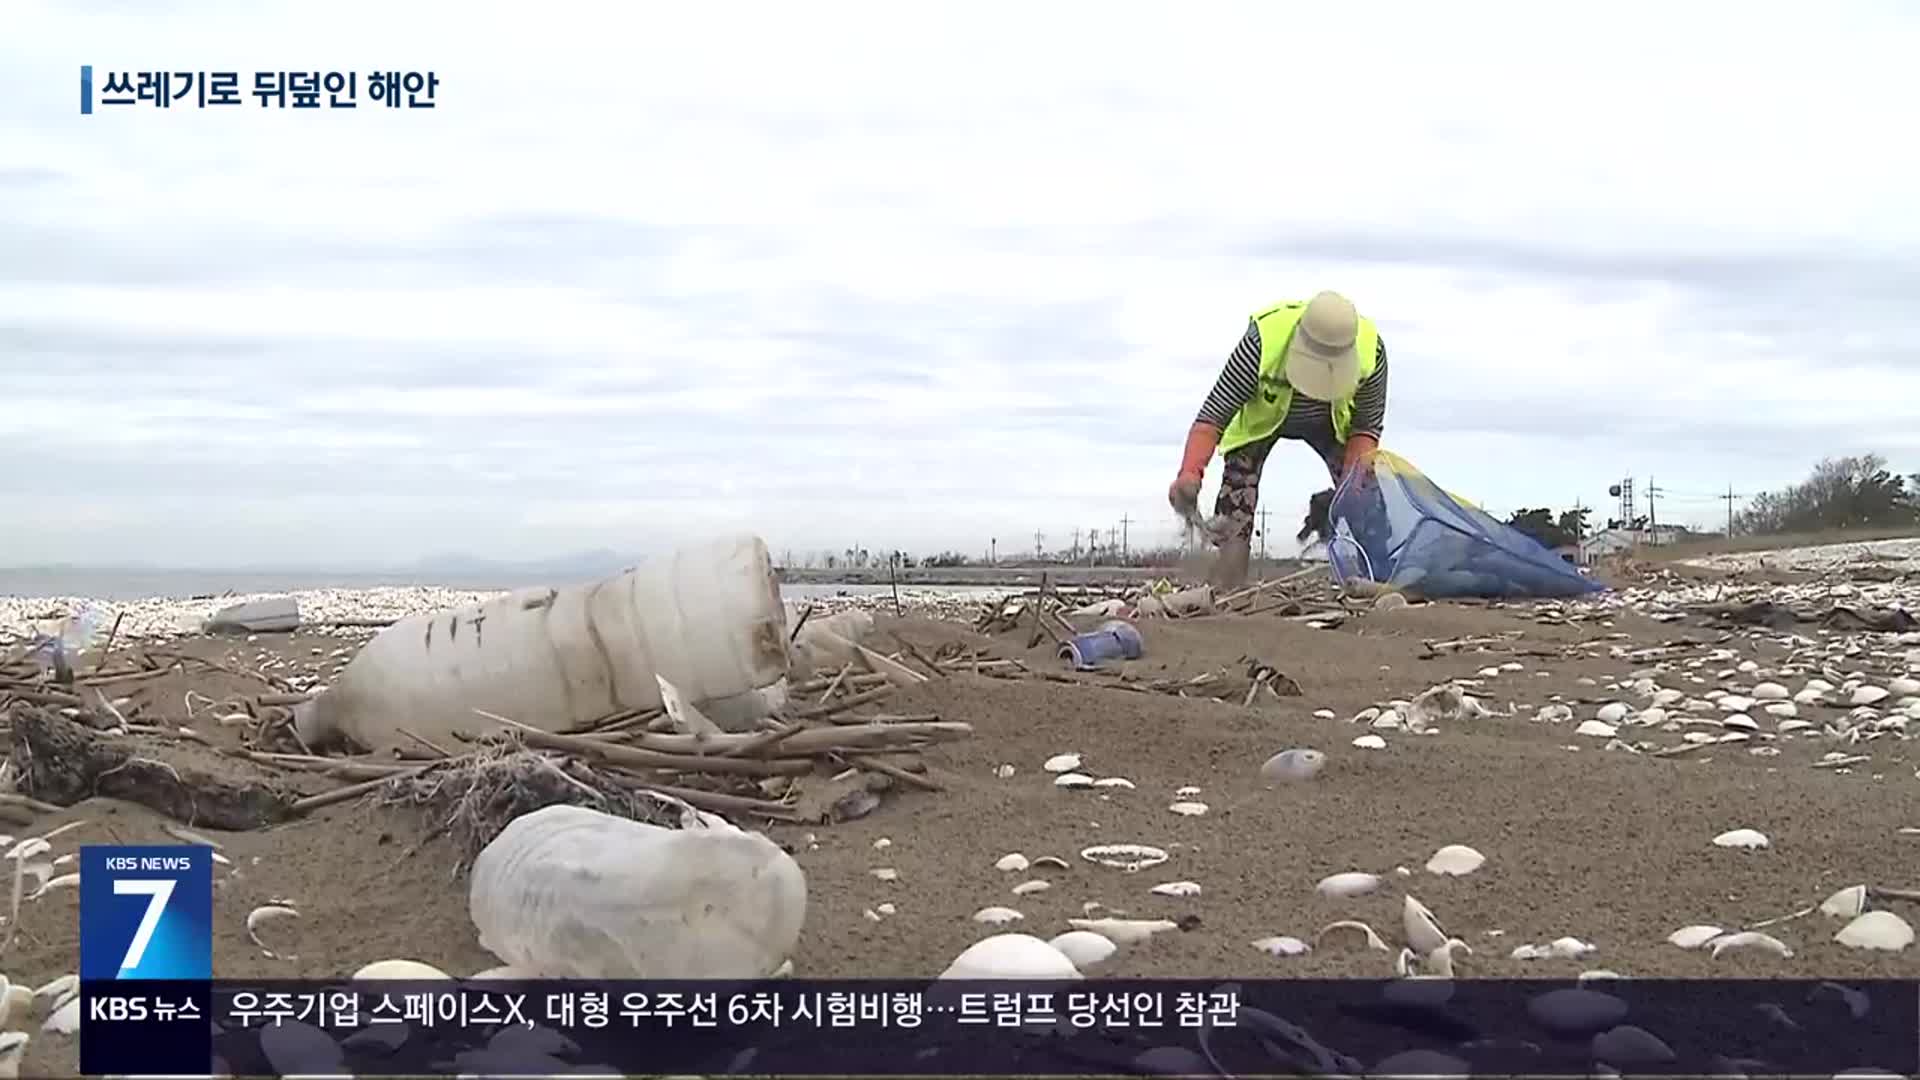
left=1119, top=514, right=1132, bottom=561
left=1256, top=508, right=1270, bottom=560
left=1571, top=499, right=1587, bottom=543
left=989, top=537, right=996, bottom=565
left=1033, top=530, right=1044, bottom=560
left=1645, top=477, right=1661, bottom=536
left=1087, top=523, right=1099, bottom=567
left=1722, top=484, right=1743, bottom=537
left=1070, top=527, right=1081, bottom=559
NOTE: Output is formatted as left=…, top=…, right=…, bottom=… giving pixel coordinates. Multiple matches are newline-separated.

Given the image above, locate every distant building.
left=1578, top=528, right=1638, bottom=564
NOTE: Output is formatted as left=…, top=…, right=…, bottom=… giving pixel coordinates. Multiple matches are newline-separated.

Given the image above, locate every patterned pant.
left=1213, top=432, right=1345, bottom=543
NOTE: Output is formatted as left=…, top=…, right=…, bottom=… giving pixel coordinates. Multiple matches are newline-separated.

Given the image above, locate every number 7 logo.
left=113, top=878, right=175, bottom=973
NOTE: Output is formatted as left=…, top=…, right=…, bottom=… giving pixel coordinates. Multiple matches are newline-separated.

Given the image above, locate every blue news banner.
left=77, top=845, right=1919, bottom=1075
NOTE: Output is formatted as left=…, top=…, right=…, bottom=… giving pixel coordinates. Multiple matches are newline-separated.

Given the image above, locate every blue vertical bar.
left=80, top=64, right=93, bottom=114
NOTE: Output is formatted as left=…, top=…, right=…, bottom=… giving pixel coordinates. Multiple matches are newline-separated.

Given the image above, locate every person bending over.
left=1167, top=290, right=1390, bottom=589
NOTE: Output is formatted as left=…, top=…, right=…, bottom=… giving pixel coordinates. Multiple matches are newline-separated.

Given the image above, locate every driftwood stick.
left=795, top=684, right=894, bottom=721
left=486, top=716, right=811, bottom=777
left=78, top=666, right=178, bottom=688
left=818, top=662, right=855, bottom=705
left=632, top=720, right=971, bottom=757
left=92, top=612, right=127, bottom=675
left=604, top=773, right=802, bottom=821
left=842, top=752, right=941, bottom=791
left=291, top=768, right=427, bottom=815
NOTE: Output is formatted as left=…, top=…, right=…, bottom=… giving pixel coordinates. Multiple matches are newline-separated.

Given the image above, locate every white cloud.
left=2, top=0, right=1918, bottom=567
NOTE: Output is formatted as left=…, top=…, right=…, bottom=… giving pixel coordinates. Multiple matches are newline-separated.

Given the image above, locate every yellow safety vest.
left=1217, top=300, right=1380, bottom=456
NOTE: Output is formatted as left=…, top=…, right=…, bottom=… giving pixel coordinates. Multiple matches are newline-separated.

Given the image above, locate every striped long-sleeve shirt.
left=1195, top=318, right=1389, bottom=443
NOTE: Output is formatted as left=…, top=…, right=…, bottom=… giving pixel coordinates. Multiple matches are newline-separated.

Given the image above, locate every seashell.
left=1403, top=895, right=1448, bottom=954
left=1150, top=881, right=1201, bottom=898
left=994, top=764, right=1016, bottom=778
left=1667, top=925, right=1724, bottom=949
left=1763, top=701, right=1797, bottom=717
left=1081, top=844, right=1169, bottom=872
left=1092, top=777, right=1135, bottom=789
left=1314, top=919, right=1391, bottom=951
left=1852, top=687, right=1890, bottom=706
left=1046, top=930, right=1117, bottom=970
left=1596, top=702, right=1630, bottom=724
left=1031, top=855, right=1070, bottom=871
left=42, top=997, right=79, bottom=1035
left=940, top=933, right=1081, bottom=979
left=1890, top=677, right=1920, bottom=696
left=1067, top=917, right=1179, bottom=945
left=1313, top=709, right=1336, bottom=720
left=1054, top=773, right=1095, bottom=788
left=1575, top=720, right=1617, bottom=738
left=1777, top=718, right=1814, bottom=734
left=1424, top=844, right=1486, bottom=876
left=1818, top=885, right=1867, bottom=919
left=1751, top=682, right=1790, bottom=700
left=354, top=959, right=450, bottom=980
left=1352, top=734, right=1387, bottom=750
left=1834, top=911, right=1913, bottom=952
left=1011, top=879, right=1050, bottom=896
left=1720, top=695, right=1756, bottom=712
left=1167, top=801, right=1209, bottom=816
left=1374, top=709, right=1403, bottom=729
left=1709, top=931, right=1793, bottom=958
left=1043, top=753, right=1082, bottom=773
left=995, top=853, right=1030, bottom=873
left=1578, top=969, right=1624, bottom=982
left=1251, top=935, right=1310, bottom=957
left=1712, top=828, right=1769, bottom=849
left=1548, top=936, right=1596, bottom=958
left=246, top=904, right=300, bottom=960
left=1315, top=871, right=1381, bottom=899
left=871, top=868, right=898, bottom=882
left=1721, top=714, right=1759, bottom=731
left=972, top=906, right=1024, bottom=925
left=1536, top=704, right=1573, bottom=723
left=1260, top=748, right=1326, bottom=782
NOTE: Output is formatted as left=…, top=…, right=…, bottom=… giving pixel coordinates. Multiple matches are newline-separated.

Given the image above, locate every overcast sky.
left=4, top=0, right=1918, bottom=569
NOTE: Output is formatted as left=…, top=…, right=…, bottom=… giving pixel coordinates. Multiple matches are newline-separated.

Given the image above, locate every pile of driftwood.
left=0, top=637, right=974, bottom=838
left=972, top=568, right=1354, bottom=653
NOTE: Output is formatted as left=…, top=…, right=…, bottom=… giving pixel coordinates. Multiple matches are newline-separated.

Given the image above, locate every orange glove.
left=1168, top=422, right=1220, bottom=514
left=1341, top=433, right=1379, bottom=482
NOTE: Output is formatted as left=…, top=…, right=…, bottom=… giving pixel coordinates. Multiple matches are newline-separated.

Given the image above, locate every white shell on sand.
left=1834, top=911, right=1914, bottom=952
left=1167, top=801, right=1209, bottom=816
left=1047, top=930, right=1117, bottom=970
left=1424, top=845, right=1486, bottom=876
left=1092, top=777, right=1136, bottom=789
left=1010, top=879, right=1051, bottom=896
left=1315, top=871, right=1382, bottom=899
left=1575, top=720, right=1618, bottom=738
left=995, top=853, right=1030, bottom=873
left=1251, top=935, right=1311, bottom=957
left=1260, top=748, right=1326, bottom=782
left=1054, top=773, right=1095, bottom=788
left=940, top=934, right=1080, bottom=979
left=972, top=906, right=1024, bottom=925
left=1150, top=881, right=1201, bottom=898
left=1712, top=828, right=1769, bottom=850
left=1751, top=682, right=1790, bottom=700
left=1667, top=925, right=1724, bottom=949
left=1819, top=884, right=1868, bottom=919
left=352, top=959, right=451, bottom=980
left=1596, top=703, right=1630, bottom=724
left=1315, top=919, right=1392, bottom=951
left=1067, top=917, right=1178, bottom=945
left=1853, top=686, right=1890, bottom=706
left=1352, top=734, right=1387, bottom=750
left=1043, top=753, right=1082, bottom=773
left=1709, top=931, right=1793, bottom=958
left=1403, top=896, right=1449, bottom=954
left=1080, top=844, right=1169, bottom=872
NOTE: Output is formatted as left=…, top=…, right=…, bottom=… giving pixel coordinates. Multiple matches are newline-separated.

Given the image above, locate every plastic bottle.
left=467, top=804, right=806, bottom=979
left=294, top=534, right=788, bottom=751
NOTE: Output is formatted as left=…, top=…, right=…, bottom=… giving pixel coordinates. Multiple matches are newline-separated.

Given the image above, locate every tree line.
left=1504, top=454, right=1920, bottom=550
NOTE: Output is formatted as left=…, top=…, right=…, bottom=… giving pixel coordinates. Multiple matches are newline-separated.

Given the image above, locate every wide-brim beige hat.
left=1282, top=290, right=1362, bottom=401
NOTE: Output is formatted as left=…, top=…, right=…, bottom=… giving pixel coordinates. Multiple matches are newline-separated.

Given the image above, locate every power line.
left=1722, top=484, right=1747, bottom=537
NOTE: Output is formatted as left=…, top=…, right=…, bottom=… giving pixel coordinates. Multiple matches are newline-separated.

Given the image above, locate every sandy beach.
left=0, top=539, right=1916, bottom=1075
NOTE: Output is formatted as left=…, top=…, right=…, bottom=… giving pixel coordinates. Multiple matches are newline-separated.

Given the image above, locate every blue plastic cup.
left=1060, top=619, right=1144, bottom=670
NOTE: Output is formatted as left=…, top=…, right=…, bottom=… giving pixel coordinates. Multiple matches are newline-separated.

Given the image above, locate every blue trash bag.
left=1324, top=450, right=1606, bottom=600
